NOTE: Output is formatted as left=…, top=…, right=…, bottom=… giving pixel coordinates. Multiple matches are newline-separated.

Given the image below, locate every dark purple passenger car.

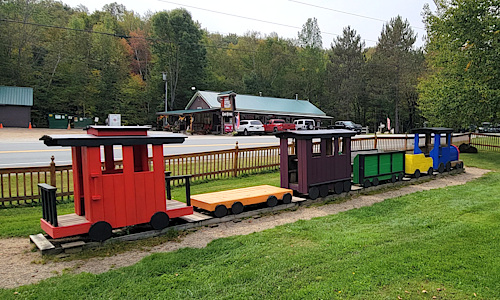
left=277, top=129, right=356, bottom=200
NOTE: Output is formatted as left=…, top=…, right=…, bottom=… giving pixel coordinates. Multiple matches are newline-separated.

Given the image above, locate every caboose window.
left=133, top=144, right=150, bottom=172
left=338, top=137, right=347, bottom=155
left=325, top=137, right=334, bottom=156
left=102, top=145, right=123, bottom=174
left=312, top=138, right=321, bottom=156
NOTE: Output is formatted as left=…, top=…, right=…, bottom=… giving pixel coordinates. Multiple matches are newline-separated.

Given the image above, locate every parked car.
left=478, top=122, right=500, bottom=133
left=264, top=119, right=295, bottom=133
left=332, top=121, right=362, bottom=134
left=294, top=119, right=315, bottom=130
left=237, top=120, right=265, bottom=135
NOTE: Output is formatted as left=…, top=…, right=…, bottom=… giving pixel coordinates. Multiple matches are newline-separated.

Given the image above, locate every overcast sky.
left=60, top=0, right=436, bottom=48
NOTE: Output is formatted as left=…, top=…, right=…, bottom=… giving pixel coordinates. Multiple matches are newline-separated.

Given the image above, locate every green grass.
left=1, top=153, right=499, bottom=299
left=460, top=151, right=500, bottom=171
left=0, top=202, right=75, bottom=238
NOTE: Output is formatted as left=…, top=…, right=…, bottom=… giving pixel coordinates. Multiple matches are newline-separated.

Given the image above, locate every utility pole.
left=162, top=72, right=168, bottom=127
left=162, top=72, right=168, bottom=113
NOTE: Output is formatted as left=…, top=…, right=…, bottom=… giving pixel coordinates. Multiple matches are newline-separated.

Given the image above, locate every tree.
left=367, top=16, right=424, bottom=132
left=297, top=17, right=322, bottom=49
left=151, top=9, right=206, bottom=110
left=418, top=0, right=500, bottom=128
left=295, top=18, right=326, bottom=105
left=127, top=29, right=151, bottom=80
left=326, top=26, right=366, bottom=122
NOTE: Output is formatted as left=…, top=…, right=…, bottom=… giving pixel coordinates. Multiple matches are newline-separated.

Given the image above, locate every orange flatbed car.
left=191, top=185, right=293, bottom=217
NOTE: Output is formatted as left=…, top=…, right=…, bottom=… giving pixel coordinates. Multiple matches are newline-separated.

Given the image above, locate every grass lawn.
left=0, top=152, right=499, bottom=298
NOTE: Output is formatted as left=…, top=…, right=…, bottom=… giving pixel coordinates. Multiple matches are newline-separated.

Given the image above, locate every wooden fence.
left=469, top=133, right=500, bottom=151
left=0, top=132, right=481, bottom=206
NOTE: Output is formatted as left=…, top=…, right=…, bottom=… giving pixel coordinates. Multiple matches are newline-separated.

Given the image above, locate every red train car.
left=39, top=126, right=193, bottom=241
left=277, top=129, right=356, bottom=199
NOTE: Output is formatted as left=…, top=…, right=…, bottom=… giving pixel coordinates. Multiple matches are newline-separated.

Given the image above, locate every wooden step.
left=61, top=241, right=86, bottom=254
left=29, top=233, right=56, bottom=255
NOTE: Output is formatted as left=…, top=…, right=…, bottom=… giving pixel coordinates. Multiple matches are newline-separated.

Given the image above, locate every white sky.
left=60, top=0, right=436, bottom=48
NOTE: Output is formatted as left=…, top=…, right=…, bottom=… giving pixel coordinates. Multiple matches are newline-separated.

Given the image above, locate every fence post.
left=233, top=142, right=239, bottom=177
left=468, top=132, right=471, bottom=144
left=404, top=133, right=408, bottom=151
left=50, top=156, right=56, bottom=187
left=374, top=132, right=378, bottom=149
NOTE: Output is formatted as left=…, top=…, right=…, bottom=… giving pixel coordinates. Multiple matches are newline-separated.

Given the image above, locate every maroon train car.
left=277, top=129, right=357, bottom=199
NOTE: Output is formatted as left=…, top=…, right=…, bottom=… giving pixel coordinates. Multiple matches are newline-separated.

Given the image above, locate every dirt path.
left=0, top=167, right=489, bottom=289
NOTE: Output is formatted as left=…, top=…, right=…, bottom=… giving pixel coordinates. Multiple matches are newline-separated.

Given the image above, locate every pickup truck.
left=264, top=119, right=295, bottom=133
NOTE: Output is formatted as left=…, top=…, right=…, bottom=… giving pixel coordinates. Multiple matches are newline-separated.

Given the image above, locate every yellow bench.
left=191, top=185, right=293, bottom=218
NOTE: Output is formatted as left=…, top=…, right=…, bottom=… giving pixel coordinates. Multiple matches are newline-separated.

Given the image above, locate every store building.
left=157, top=91, right=332, bottom=134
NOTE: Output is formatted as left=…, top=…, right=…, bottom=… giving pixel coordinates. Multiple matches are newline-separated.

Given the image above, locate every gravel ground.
left=0, top=167, right=489, bottom=289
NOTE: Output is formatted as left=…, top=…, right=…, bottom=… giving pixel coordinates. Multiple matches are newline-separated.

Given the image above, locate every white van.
left=294, top=119, right=315, bottom=130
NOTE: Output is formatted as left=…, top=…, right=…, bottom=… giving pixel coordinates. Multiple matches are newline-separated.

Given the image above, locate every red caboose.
left=39, top=126, right=193, bottom=241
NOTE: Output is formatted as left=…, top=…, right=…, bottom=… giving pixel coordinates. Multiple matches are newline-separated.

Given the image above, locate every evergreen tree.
left=326, top=26, right=366, bottom=123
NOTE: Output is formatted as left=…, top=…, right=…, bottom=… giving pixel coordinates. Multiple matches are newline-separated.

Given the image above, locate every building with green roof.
left=157, top=91, right=331, bottom=133
left=0, top=86, right=33, bottom=127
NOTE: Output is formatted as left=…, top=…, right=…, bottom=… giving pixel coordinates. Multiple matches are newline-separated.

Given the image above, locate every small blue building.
left=0, top=86, right=33, bottom=127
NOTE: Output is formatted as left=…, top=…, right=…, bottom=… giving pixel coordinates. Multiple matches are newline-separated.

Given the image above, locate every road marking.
left=0, top=161, right=73, bottom=167
left=0, top=142, right=277, bottom=154
left=0, top=149, right=69, bottom=154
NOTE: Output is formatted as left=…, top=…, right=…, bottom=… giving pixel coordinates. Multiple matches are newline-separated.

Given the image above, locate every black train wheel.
left=88, top=221, right=112, bottom=242
left=446, top=162, right=452, bottom=172
left=150, top=211, right=170, bottom=230
left=363, top=180, right=371, bottom=188
left=319, top=185, right=329, bottom=198
left=267, top=195, right=278, bottom=207
left=282, top=193, right=292, bottom=204
left=343, top=181, right=352, bottom=193
left=334, top=182, right=344, bottom=194
left=414, top=169, right=421, bottom=179
left=231, top=202, right=244, bottom=215
left=214, top=204, right=228, bottom=218
left=308, top=187, right=320, bottom=200
left=438, top=163, right=445, bottom=173
left=391, top=174, right=397, bottom=183
left=427, top=167, right=434, bottom=176
left=372, top=178, right=379, bottom=186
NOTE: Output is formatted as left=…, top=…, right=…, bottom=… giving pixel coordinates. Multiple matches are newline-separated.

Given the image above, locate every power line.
left=288, top=0, right=425, bottom=31
left=155, top=0, right=378, bottom=44
left=0, top=18, right=262, bottom=54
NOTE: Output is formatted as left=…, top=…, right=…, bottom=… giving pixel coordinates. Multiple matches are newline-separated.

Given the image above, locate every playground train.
left=38, top=126, right=463, bottom=242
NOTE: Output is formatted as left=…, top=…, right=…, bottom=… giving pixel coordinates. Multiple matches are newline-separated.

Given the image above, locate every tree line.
left=0, top=0, right=498, bottom=131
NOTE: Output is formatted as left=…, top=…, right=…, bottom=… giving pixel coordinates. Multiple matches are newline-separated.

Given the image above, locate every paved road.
left=0, top=129, right=470, bottom=168
left=0, top=135, right=281, bottom=168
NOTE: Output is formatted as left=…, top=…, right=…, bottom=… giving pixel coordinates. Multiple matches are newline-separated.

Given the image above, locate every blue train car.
left=412, top=128, right=463, bottom=173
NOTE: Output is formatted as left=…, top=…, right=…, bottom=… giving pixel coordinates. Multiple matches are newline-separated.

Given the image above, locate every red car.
left=264, top=119, right=295, bottom=133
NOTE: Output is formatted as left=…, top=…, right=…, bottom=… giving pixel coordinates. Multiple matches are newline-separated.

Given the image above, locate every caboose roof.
left=276, top=129, right=356, bottom=139
left=40, top=126, right=186, bottom=147
left=411, top=127, right=454, bottom=134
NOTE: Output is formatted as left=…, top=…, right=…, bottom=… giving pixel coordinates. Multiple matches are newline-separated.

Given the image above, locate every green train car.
left=353, top=150, right=406, bottom=188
